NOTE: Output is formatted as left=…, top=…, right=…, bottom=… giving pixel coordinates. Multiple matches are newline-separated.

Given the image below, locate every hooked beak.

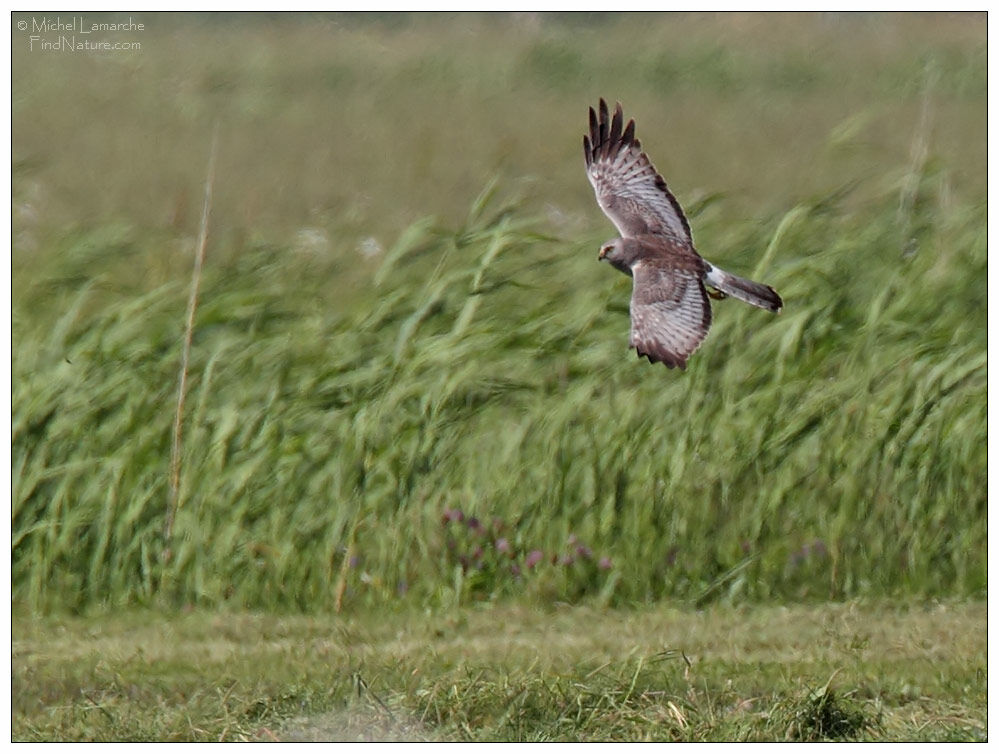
left=598, top=247, right=606, bottom=261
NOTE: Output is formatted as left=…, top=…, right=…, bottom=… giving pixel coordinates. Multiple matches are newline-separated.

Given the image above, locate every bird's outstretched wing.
left=583, top=98, right=692, bottom=244
left=629, top=259, right=711, bottom=369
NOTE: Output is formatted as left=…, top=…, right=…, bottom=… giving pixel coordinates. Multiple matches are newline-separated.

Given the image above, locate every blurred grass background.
left=12, top=12, right=986, bottom=613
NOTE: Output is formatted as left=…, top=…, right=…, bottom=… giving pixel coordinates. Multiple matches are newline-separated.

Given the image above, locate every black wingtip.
left=588, top=99, right=629, bottom=160
left=622, top=118, right=635, bottom=145
left=607, top=104, right=623, bottom=158
left=598, top=99, right=609, bottom=147
left=636, top=347, right=685, bottom=370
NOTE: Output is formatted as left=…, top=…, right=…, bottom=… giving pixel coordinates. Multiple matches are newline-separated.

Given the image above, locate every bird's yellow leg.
left=707, top=287, right=728, bottom=300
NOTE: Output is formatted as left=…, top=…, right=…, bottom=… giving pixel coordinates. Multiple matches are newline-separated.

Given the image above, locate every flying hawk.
left=584, top=99, right=782, bottom=369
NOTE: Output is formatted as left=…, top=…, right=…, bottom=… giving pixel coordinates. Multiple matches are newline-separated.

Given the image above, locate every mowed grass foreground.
left=13, top=603, right=986, bottom=741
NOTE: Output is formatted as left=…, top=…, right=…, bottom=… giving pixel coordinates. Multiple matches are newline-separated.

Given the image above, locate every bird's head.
left=598, top=238, right=633, bottom=275
left=598, top=239, right=619, bottom=261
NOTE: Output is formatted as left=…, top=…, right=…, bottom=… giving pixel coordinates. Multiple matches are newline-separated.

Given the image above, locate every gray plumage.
left=584, top=99, right=782, bottom=369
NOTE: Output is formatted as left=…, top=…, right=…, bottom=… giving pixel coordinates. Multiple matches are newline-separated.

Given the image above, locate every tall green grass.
left=12, top=168, right=985, bottom=611
left=12, top=13, right=985, bottom=612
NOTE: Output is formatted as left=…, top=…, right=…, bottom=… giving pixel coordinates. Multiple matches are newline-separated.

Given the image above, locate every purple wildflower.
left=495, top=538, right=512, bottom=556
left=442, top=508, right=464, bottom=525
left=525, top=550, right=544, bottom=569
left=598, top=556, right=613, bottom=570
left=576, top=545, right=593, bottom=560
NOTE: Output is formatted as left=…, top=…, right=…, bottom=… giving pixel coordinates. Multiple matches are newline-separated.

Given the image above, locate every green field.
left=12, top=12, right=986, bottom=741
left=12, top=603, right=987, bottom=741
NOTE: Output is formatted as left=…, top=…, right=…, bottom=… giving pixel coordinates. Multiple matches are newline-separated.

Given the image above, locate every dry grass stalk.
left=165, top=124, right=219, bottom=543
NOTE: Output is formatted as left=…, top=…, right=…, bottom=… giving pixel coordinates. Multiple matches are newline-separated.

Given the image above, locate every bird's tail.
left=704, top=265, right=782, bottom=313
